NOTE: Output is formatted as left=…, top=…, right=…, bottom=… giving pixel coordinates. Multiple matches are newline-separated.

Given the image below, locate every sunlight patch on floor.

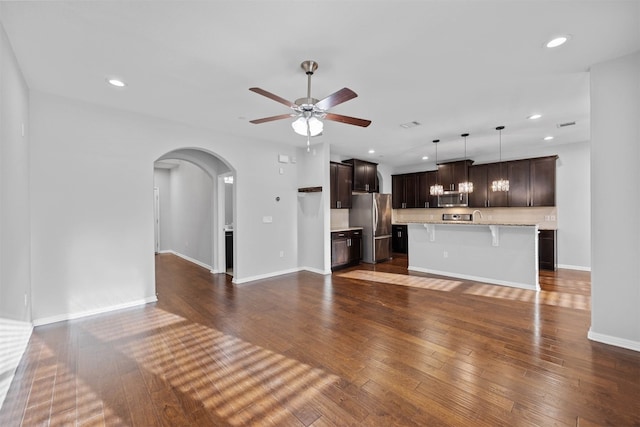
left=338, top=270, right=463, bottom=292
left=338, top=270, right=590, bottom=310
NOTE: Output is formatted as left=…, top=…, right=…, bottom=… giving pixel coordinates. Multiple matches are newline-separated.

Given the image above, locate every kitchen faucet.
left=472, top=209, right=483, bottom=222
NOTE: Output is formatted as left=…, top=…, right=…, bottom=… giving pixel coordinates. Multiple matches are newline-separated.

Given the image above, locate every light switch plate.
left=278, top=154, right=289, bottom=163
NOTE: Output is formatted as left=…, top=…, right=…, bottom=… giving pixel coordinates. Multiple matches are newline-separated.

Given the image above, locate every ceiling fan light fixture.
left=292, top=116, right=323, bottom=136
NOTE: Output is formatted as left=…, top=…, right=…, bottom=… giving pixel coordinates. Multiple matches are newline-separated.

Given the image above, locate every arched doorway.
left=153, top=148, right=235, bottom=276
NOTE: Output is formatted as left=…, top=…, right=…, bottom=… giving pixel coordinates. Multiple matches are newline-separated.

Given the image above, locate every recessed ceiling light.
left=422, top=156, right=429, bottom=160
left=544, top=136, right=554, bottom=141
left=400, top=121, right=421, bottom=129
left=368, top=149, right=375, bottom=154
left=527, top=114, right=542, bottom=120
left=106, top=78, right=126, bottom=88
left=546, top=35, right=571, bottom=48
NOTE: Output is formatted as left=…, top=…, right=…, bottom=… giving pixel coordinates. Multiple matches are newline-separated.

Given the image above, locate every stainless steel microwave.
left=437, top=191, right=468, bottom=207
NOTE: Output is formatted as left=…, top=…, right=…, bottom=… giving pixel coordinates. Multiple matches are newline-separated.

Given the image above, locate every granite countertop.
left=396, top=220, right=551, bottom=228
left=330, top=226, right=364, bottom=232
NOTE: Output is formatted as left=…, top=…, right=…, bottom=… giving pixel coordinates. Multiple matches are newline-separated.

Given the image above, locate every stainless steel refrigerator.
left=349, top=193, right=392, bottom=263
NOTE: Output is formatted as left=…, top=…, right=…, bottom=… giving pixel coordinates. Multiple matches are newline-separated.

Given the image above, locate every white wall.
left=29, top=90, right=301, bottom=323
left=0, top=18, right=32, bottom=410
left=153, top=168, right=172, bottom=251
left=167, top=160, right=213, bottom=268
left=297, top=142, right=330, bottom=274
left=589, top=50, right=640, bottom=351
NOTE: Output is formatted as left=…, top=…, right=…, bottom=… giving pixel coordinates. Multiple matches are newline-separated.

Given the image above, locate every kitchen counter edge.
left=394, top=221, right=556, bottom=230
left=331, top=226, right=364, bottom=232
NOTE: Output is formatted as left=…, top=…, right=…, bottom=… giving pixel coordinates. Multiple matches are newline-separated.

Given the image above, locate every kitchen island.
left=407, top=222, right=539, bottom=290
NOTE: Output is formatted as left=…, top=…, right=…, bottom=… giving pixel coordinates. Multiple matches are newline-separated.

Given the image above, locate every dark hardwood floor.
left=1, top=253, right=639, bottom=426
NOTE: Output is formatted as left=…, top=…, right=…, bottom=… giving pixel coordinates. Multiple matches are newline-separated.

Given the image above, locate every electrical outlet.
left=443, top=251, right=448, bottom=258
left=550, top=215, right=556, bottom=221
left=279, top=251, right=284, bottom=258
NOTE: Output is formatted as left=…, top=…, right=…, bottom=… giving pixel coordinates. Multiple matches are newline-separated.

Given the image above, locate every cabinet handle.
left=347, top=238, right=351, bottom=246
left=365, top=184, right=369, bottom=191
left=425, top=202, right=429, bottom=208
left=337, top=201, right=341, bottom=209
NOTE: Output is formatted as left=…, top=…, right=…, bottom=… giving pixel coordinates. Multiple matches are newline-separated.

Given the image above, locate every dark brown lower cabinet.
left=331, top=230, right=362, bottom=270
left=539, top=229, right=556, bottom=271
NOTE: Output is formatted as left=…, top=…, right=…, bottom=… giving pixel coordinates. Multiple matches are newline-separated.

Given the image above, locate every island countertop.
left=394, top=220, right=556, bottom=230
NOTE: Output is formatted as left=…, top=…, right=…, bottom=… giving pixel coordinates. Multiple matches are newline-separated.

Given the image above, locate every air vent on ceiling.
left=400, top=121, right=421, bottom=129
left=557, top=121, right=576, bottom=128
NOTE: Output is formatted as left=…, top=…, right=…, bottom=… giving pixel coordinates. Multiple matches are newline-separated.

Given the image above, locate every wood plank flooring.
left=1, top=253, right=639, bottom=426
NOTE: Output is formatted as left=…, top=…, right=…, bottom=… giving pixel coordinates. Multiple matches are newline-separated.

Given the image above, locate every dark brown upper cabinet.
left=530, top=156, right=558, bottom=206
left=344, top=159, right=378, bottom=193
left=437, top=160, right=473, bottom=192
left=392, top=173, right=419, bottom=209
left=468, top=164, right=488, bottom=208
left=418, top=171, right=439, bottom=208
left=330, top=162, right=353, bottom=209
left=467, top=156, right=557, bottom=208
left=507, top=159, right=531, bottom=207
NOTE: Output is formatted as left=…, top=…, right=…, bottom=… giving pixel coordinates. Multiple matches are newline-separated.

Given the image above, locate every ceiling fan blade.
left=315, top=87, right=358, bottom=110
left=324, top=113, right=371, bottom=128
left=249, top=113, right=295, bottom=124
left=249, top=87, right=297, bottom=108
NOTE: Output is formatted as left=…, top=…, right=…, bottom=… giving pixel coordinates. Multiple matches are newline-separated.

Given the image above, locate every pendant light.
left=458, top=133, right=473, bottom=193
left=491, top=126, right=509, bottom=192
left=429, top=139, right=444, bottom=196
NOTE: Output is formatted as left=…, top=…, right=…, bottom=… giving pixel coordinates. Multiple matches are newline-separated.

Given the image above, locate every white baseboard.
left=557, top=264, right=591, bottom=272
left=408, top=265, right=540, bottom=291
left=300, top=266, right=331, bottom=275
left=588, top=329, right=640, bottom=352
left=233, top=267, right=304, bottom=284
left=33, top=295, right=158, bottom=327
left=163, top=250, right=213, bottom=271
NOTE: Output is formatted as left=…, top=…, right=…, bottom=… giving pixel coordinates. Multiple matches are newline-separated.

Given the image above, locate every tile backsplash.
left=330, top=209, right=350, bottom=229
left=392, top=206, right=558, bottom=230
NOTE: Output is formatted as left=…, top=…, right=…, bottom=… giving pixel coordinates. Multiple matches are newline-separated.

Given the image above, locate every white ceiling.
left=1, top=1, right=638, bottom=169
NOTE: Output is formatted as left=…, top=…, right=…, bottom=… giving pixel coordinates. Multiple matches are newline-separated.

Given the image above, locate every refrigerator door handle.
left=373, top=199, right=379, bottom=235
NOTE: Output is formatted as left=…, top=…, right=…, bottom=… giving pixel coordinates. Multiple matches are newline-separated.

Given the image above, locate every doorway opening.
left=153, top=148, right=235, bottom=277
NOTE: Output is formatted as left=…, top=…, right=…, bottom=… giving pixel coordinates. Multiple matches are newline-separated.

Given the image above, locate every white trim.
left=408, top=266, right=540, bottom=291
left=588, top=329, right=640, bottom=352
left=301, top=266, right=332, bottom=275
left=232, top=267, right=304, bottom=284
left=33, top=296, right=158, bottom=326
left=557, top=264, right=591, bottom=272
left=164, top=250, right=213, bottom=271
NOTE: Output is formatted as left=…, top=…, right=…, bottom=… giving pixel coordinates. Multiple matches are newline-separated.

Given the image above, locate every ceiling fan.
left=249, top=60, right=371, bottom=143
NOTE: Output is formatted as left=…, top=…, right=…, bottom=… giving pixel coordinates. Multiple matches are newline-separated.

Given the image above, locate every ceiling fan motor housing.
left=301, top=60, right=318, bottom=75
